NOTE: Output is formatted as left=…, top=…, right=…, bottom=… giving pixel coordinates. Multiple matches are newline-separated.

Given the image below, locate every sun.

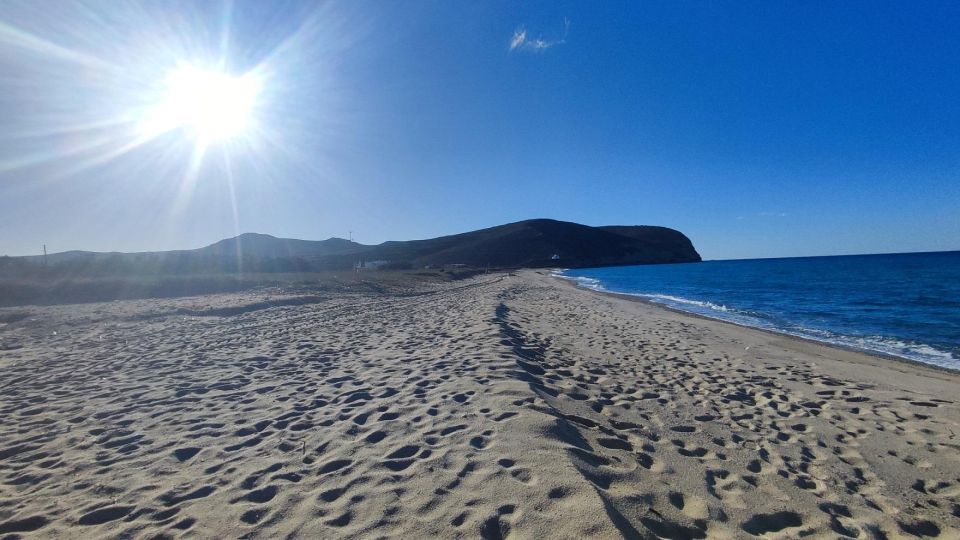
left=141, top=63, right=262, bottom=145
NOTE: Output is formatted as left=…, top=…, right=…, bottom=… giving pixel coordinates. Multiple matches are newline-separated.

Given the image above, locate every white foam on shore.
left=552, top=270, right=606, bottom=291
left=825, top=334, right=958, bottom=370
left=645, top=293, right=730, bottom=313
left=556, top=270, right=959, bottom=371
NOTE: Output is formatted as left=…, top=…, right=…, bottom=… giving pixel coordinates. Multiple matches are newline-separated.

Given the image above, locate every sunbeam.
left=0, top=1, right=332, bottom=187
left=139, top=63, right=263, bottom=147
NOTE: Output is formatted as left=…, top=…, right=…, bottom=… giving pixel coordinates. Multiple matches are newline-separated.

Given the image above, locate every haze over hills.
left=200, top=234, right=365, bottom=260
left=7, top=219, right=700, bottom=273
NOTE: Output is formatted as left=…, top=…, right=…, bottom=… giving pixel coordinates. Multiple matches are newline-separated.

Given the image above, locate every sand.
left=0, top=270, right=957, bottom=539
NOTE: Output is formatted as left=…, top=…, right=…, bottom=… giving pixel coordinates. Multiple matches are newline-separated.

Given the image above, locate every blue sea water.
left=556, top=251, right=960, bottom=370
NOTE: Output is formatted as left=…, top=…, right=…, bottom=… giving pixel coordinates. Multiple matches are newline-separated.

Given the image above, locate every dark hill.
left=359, top=219, right=700, bottom=268
left=199, top=233, right=364, bottom=259
left=596, top=226, right=701, bottom=265
left=5, top=219, right=700, bottom=275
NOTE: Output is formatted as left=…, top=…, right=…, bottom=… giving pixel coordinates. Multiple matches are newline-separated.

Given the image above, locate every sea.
left=555, top=251, right=960, bottom=371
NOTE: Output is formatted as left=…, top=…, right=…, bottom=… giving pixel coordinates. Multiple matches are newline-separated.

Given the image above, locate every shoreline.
left=550, top=270, right=960, bottom=377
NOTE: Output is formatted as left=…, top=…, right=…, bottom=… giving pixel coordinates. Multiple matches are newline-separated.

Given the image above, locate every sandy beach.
left=0, top=270, right=957, bottom=539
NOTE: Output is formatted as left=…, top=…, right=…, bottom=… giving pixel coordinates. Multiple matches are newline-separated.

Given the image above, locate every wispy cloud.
left=510, top=29, right=528, bottom=50
left=758, top=211, right=789, bottom=217
left=509, top=18, right=569, bottom=52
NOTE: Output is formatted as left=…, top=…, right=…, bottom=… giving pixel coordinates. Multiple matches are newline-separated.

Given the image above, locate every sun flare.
left=141, top=64, right=262, bottom=145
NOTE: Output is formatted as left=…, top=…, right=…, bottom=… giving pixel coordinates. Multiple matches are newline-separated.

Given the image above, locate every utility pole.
left=43, top=244, right=47, bottom=267
left=349, top=231, right=353, bottom=242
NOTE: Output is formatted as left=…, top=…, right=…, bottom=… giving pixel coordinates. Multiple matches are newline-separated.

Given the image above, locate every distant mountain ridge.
left=200, top=233, right=365, bottom=259
left=10, top=219, right=700, bottom=272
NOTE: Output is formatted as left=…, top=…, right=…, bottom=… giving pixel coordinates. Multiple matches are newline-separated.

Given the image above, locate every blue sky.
left=0, top=1, right=958, bottom=260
